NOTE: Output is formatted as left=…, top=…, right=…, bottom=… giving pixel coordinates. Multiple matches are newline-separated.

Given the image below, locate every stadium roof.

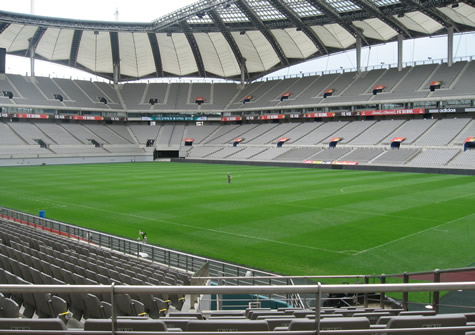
left=0, top=0, right=474, bottom=82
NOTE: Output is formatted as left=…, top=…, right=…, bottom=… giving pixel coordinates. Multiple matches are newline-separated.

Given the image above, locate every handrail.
left=0, top=207, right=305, bottom=308
left=1, top=282, right=474, bottom=294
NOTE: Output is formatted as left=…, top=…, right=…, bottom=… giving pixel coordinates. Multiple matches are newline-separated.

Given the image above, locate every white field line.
left=0, top=190, right=348, bottom=256
left=282, top=202, right=444, bottom=224
left=353, top=212, right=475, bottom=256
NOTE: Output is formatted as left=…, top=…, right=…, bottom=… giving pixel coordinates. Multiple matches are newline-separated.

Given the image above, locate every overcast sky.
left=3, top=0, right=475, bottom=81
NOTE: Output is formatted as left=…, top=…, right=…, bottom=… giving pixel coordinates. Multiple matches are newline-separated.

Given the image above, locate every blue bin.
left=39, top=210, right=45, bottom=218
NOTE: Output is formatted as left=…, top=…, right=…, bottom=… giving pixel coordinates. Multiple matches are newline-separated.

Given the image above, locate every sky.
left=3, top=0, right=475, bottom=81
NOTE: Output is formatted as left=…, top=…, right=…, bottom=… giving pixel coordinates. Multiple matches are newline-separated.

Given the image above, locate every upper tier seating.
left=2, top=60, right=475, bottom=113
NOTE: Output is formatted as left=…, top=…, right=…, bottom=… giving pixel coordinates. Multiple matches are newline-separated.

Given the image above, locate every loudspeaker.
left=0, top=48, right=5, bottom=74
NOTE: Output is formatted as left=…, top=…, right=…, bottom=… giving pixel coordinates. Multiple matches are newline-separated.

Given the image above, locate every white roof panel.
left=353, top=18, right=398, bottom=41
left=0, top=24, right=36, bottom=53
left=395, top=11, right=444, bottom=34
left=232, top=31, right=280, bottom=73
left=312, top=24, right=356, bottom=49
left=271, top=28, right=318, bottom=59
left=194, top=32, right=240, bottom=78
left=438, top=3, right=475, bottom=27
left=156, top=33, right=198, bottom=76
left=118, top=32, right=155, bottom=78
left=77, top=30, right=112, bottom=74
left=35, top=28, right=74, bottom=61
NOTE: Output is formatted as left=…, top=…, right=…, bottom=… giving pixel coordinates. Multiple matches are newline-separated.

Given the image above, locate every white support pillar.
left=240, top=58, right=247, bottom=88
left=397, top=34, right=403, bottom=71
left=113, top=61, right=120, bottom=85
left=447, top=27, right=454, bottom=67
left=28, top=38, right=35, bottom=77
left=356, top=36, right=362, bottom=73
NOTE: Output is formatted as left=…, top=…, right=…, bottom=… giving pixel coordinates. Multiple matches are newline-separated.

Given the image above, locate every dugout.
left=154, top=149, right=180, bottom=159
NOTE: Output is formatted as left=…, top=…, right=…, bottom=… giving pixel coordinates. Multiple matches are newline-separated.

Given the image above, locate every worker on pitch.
left=227, top=172, right=232, bottom=184
left=139, top=230, right=147, bottom=243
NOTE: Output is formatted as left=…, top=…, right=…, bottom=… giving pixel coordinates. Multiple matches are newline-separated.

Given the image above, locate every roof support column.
left=447, top=26, right=454, bottom=67
left=29, top=39, right=35, bottom=77
left=113, top=61, right=120, bottom=85
left=356, top=36, right=362, bottom=73
left=240, top=58, right=246, bottom=88
left=397, top=33, right=403, bottom=71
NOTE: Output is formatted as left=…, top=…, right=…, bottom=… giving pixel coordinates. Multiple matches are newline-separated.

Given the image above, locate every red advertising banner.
left=465, top=137, right=475, bottom=143
left=245, top=115, right=258, bottom=121
left=72, top=115, right=104, bottom=121
left=221, top=116, right=242, bottom=121
left=304, top=112, right=336, bottom=118
left=13, top=113, right=49, bottom=119
left=358, top=108, right=425, bottom=116
left=392, top=137, right=406, bottom=142
left=259, top=114, right=285, bottom=120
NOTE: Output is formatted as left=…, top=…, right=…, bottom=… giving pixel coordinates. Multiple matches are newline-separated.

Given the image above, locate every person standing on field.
left=227, top=173, right=232, bottom=184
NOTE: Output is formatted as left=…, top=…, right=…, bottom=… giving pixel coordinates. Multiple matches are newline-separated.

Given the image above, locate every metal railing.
left=0, top=283, right=475, bottom=334
left=0, top=207, right=304, bottom=307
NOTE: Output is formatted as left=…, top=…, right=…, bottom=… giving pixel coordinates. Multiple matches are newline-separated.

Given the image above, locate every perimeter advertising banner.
left=358, top=108, right=425, bottom=116
left=72, top=115, right=104, bottom=121
left=12, top=113, right=49, bottom=119
left=221, top=116, right=242, bottom=122
left=259, top=114, right=285, bottom=120
left=304, top=112, right=336, bottom=118
left=427, top=108, right=465, bottom=114
left=142, top=115, right=207, bottom=121
left=304, top=160, right=358, bottom=165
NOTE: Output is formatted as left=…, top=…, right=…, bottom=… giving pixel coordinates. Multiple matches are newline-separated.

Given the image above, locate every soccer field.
left=0, top=162, right=474, bottom=276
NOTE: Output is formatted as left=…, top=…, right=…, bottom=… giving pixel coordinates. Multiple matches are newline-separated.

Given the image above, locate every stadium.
left=0, top=0, right=475, bottom=333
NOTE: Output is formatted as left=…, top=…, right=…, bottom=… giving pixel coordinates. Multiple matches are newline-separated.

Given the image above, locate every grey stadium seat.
left=287, top=317, right=371, bottom=333
left=0, top=318, right=67, bottom=331
left=385, top=314, right=467, bottom=335
left=186, top=319, right=269, bottom=331
left=84, top=319, right=167, bottom=331
left=0, top=295, right=20, bottom=318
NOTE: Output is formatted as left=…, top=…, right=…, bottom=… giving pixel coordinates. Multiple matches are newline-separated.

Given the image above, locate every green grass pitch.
left=0, top=162, right=474, bottom=277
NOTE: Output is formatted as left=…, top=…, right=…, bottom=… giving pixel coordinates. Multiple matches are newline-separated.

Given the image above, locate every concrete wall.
left=173, top=158, right=475, bottom=176
left=0, top=154, right=153, bottom=167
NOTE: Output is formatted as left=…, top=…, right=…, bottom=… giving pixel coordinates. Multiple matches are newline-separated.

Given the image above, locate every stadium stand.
left=382, top=119, right=437, bottom=145
left=350, top=120, right=406, bottom=145
left=274, top=147, right=322, bottom=161
left=371, top=148, right=421, bottom=165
